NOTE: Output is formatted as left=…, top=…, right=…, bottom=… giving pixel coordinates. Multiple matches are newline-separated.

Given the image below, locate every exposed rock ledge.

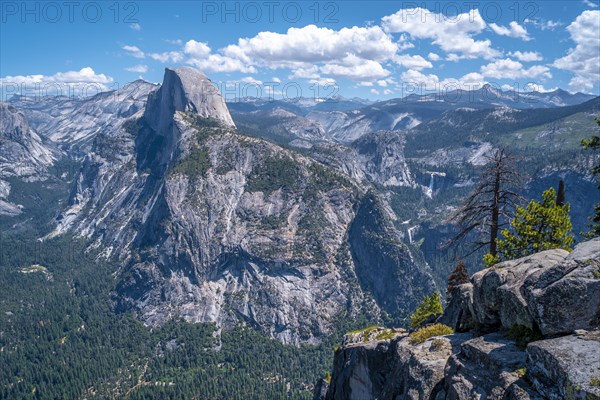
left=317, top=238, right=600, bottom=400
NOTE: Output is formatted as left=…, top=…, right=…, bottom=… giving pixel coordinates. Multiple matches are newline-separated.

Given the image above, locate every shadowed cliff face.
left=349, top=192, right=435, bottom=322
left=48, top=67, right=437, bottom=345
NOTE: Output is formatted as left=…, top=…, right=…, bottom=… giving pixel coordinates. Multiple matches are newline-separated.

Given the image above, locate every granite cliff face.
left=0, top=102, right=57, bottom=177
left=319, top=238, right=600, bottom=399
left=49, top=67, right=436, bottom=345
left=0, top=102, right=59, bottom=215
left=144, top=67, right=235, bottom=131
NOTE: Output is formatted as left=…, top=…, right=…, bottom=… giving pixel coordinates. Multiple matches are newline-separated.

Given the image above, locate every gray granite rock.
left=445, top=333, right=528, bottom=400
left=438, top=283, right=475, bottom=332
left=471, top=249, right=568, bottom=331
left=312, top=378, right=329, bottom=400
left=526, top=330, right=600, bottom=400
left=325, top=331, right=472, bottom=400
left=145, top=67, right=235, bottom=131
left=524, top=238, right=600, bottom=336
left=468, top=240, right=599, bottom=336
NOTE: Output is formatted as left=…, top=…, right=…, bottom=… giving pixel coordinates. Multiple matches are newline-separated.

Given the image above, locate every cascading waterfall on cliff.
left=407, top=226, right=419, bottom=244
left=429, top=173, right=435, bottom=191
left=425, top=172, right=435, bottom=198
left=424, top=172, right=446, bottom=198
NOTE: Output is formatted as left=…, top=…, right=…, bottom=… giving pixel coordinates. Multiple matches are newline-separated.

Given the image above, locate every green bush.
left=123, top=118, right=142, bottom=136
left=515, top=367, right=527, bottom=378
left=374, top=329, right=396, bottom=341
left=346, top=325, right=380, bottom=342
left=410, top=292, right=443, bottom=329
left=409, top=324, right=453, bottom=344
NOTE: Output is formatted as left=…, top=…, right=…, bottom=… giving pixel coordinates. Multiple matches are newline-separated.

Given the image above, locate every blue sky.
left=1, top=1, right=599, bottom=101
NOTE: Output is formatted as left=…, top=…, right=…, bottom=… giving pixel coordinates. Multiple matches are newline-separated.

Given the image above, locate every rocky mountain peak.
left=144, top=67, right=235, bottom=131
left=0, top=102, right=58, bottom=215
left=0, top=102, right=56, bottom=169
left=1, top=102, right=32, bottom=142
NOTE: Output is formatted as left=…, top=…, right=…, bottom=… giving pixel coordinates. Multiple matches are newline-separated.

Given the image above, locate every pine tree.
left=409, top=292, right=443, bottom=329
left=447, top=260, right=470, bottom=295
left=487, top=187, right=574, bottom=265
left=581, top=118, right=600, bottom=236
left=556, top=180, right=565, bottom=207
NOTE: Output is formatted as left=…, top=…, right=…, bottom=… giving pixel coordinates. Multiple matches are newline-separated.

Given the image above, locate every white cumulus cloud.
left=428, top=52, right=441, bottom=61
left=182, top=40, right=256, bottom=73
left=524, top=18, right=563, bottom=31
left=225, top=25, right=398, bottom=66
left=489, top=21, right=531, bottom=41
left=508, top=51, right=543, bottom=62
left=394, top=54, right=433, bottom=70
left=187, top=53, right=257, bottom=74
left=1, top=67, right=114, bottom=96
left=122, top=45, right=145, bottom=59
left=240, top=77, right=263, bottom=85
left=481, top=58, right=551, bottom=79
left=553, top=10, right=600, bottom=92
left=288, top=66, right=320, bottom=80
left=523, top=83, right=559, bottom=93
left=399, top=69, right=487, bottom=92
left=120, top=24, right=402, bottom=80
left=218, top=24, right=397, bottom=80
left=382, top=8, right=501, bottom=60
left=148, top=51, right=184, bottom=63
left=320, top=55, right=390, bottom=81
left=183, top=40, right=211, bottom=58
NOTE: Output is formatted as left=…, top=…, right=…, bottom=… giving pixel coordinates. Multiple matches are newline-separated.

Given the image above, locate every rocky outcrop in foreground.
left=318, top=238, right=600, bottom=400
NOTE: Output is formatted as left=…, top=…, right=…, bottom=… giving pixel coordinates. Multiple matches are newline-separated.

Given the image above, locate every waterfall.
left=425, top=173, right=435, bottom=198
left=421, top=171, right=446, bottom=199
left=428, top=173, right=435, bottom=193
left=424, top=171, right=446, bottom=198
left=407, top=226, right=418, bottom=244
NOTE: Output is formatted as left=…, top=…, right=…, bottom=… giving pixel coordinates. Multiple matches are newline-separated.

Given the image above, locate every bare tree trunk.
left=556, top=180, right=565, bottom=206
left=446, top=148, right=522, bottom=258
left=490, top=167, right=501, bottom=257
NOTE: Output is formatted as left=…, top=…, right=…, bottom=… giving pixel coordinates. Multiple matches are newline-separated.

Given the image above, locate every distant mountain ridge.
left=8, top=83, right=595, bottom=148
left=398, top=84, right=595, bottom=109
left=229, top=86, right=597, bottom=145
left=8, top=80, right=158, bottom=155
left=2, top=68, right=598, bottom=348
